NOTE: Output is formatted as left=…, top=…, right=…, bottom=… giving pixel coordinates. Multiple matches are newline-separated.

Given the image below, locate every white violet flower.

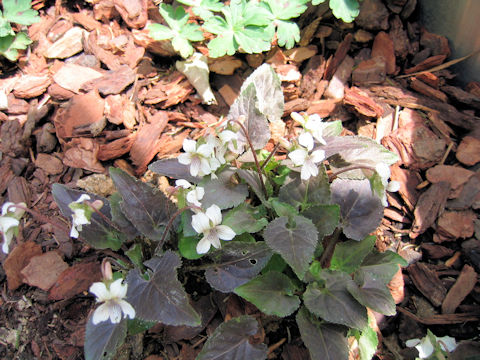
left=288, top=137, right=326, bottom=181
left=178, top=138, right=220, bottom=177
left=291, top=112, right=328, bottom=145
left=219, top=129, right=246, bottom=155
left=405, top=332, right=457, bottom=358
left=175, top=179, right=205, bottom=208
left=0, top=202, right=26, bottom=254
left=89, top=279, right=135, bottom=324
left=191, top=204, right=235, bottom=254
left=68, top=194, right=103, bottom=239
left=375, top=162, right=401, bottom=206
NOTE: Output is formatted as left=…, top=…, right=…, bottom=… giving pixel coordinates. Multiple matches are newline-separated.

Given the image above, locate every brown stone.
left=35, top=153, right=64, bottom=175
left=372, top=32, right=396, bottom=74
left=352, top=57, right=386, bottom=85
left=456, top=136, right=480, bottom=166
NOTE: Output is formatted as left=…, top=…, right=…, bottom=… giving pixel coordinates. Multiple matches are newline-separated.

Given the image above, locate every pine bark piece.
left=436, top=210, right=476, bottom=241
left=344, top=86, right=384, bottom=117
left=300, top=55, right=326, bottom=100
left=44, top=27, right=87, bottom=59
left=21, top=251, right=69, bottom=291
left=405, top=54, right=447, bottom=75
left=113, top=0, right=148, bottom=29
left=426, top=165, right=475, bottom=199
left=390, top=165, right=420, bottom=211
left=13, top=75, right=51, bottom=99
left=4, top=242, right=42, bottom=291
left=35, top=153, right=64, bottom=175
left=442, top=265, right=478, bottom=314
left=324, top=55, right=354, bottom=99
left=98, top=133, right=136, bottom=161
left=144, top=71, right=193, bottom=108
left=456, top=136, right=480, bottom=166
left=63, top=137, right=105, bottom=173
left=410, top=181, right=450, bottom=239
left=447, top=174, right=480, bottom=210
left=372, top=31, right=396, bottom=74
left=80, top=65, right=136, bottom=96
left=420, top=243, right=454, bottom=259
left=408, top=262, right=447, bottom=307
left=7, top=176, right=31, bottom=206
left=130, top=111, right=168, bottom=175
left=410, top=78, right=448, bottom=102
left=356, top=0, right=390, bottom=30
left=352, top=57, right=387, bottom=85
left=324, top=33, right=353, bottom=80
left=208, top=56, right=243, bottom=75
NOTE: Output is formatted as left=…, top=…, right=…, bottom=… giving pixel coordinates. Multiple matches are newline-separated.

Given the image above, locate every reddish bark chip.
left=372, top=31, right=396, bottom=74
left=456, top=136, right=480, bottom=166
left=4, top=241, right=42, bottom=291
left=35, top=153, right=64, bottom=175
left=436, top=210, right=476, bottom=241
left=426, top=165, right=475, bottom=198
left=21, top=251, right=69, bottom=291
left=442, top=265, right=477, bottom=314
left=48, top=261, right=102, bottom=300
left=408, top=262, right=447, bottom=307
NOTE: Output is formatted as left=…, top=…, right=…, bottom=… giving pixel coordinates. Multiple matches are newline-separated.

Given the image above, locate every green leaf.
left=84, top=316, right=127, bottom=360
left=330, top=236, right=376, bottom=274
left=196, top=315, right=268, bottom=360
left=0, top=32, right=31, bottom=61
left=127, top=318, right=156, bottom=336
left=236, top=169, right=268, bottom=205
left=296, top=307, right=349, bottom=360
left=262, top=0, right=308, bottom=20
left=351, top=325, right=379, bottom=360
left=205, top=241, right=273, bottom=293
left=180, top=22, right=204, bottom=41
left=179, top=235, right=203, bottom=260
left=51, top=184, right=124, bottom=250
left=200, top=168, right=248, bottom=210
left=147, top=23, right=174, bottom=41
left=331, top=179, right=384, bottom=241
left=126, top=251, right=201, bottom=326
left=262, top=253, right=287, bottom=274
left=0, top=17, right=14, bottom=37
left=303, top=269, right=368, bottom=329
left=279, top=166, right=331, bottom=210
left=109, top=167, right=176, bottom=243
left=302, top=204, right=340, bottom=239
left=356, top=250, right=407, bottom=285
left=3, top=0, right=40, bottom=25
left=222, top=203, right=268, bottom=235
left=312, top=0, right=327, bottom=4
left=329, top=0, right=360, bottom=23
left=125, top=243, right=143, bottom=270
left=234, top=271, right=300, bottom=317
left=275, top=20, right=301, bottom=49
left=263, top=215, right=318, bottom=279
left=269, top=198, right=299, bottom=219
left=171, top=35, right=195, bottom=59
left=159, top=3, right=188, bottom=29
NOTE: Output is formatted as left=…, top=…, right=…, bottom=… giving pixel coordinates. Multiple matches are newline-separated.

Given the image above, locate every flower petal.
left=191, top=212, right=211, bottom=234
left=0, top=216, right=19, bottom=233
left=375, top=162, right=390, bottom=181
left=1, top=202, right=15, bottom=215
left=75, top=194, right=91, bottom=204
left=216, top=225, right=235, bottom=240
left=89, top=282, right=110, bottom=301
left=175, top=179, right=191, bottom=189
left=70, top=225, right=79, bottom=238
left=177, top=153, right=192, bottom=165
left=310, top=149, right=325, bottom=163
left=205, top=205, right=222, bottom=226
left=189, top=156, right=201, bottom=177
left=288, top=149, right=307, bottom=166
left=387, top=180, right=400, bottom=192
left=291, top=112, right=305, bottom=126
left=299, top=132, right=314, bottom=150
left=92, top=303, right=111, bottom=324
left=118, top=299, right=136, bottom=320
left=197, top=143, right=214, bottom=157
left=199, top=157, right=212, bottom=176
left=196, top=236, right=211, bottom=254
left=109, top=279, right=127, bottom=299
left=108, top=302, right=123, bottom=323
left=182, top=138, right=197, bottom=153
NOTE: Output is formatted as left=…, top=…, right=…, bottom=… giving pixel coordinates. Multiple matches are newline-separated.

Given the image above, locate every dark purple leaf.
left=347, top=272, right=396, bottom=315
left=109, top=167, right=176, bottom=243
left=302, top=204, right=340, bottom=239
left=330, top=179, right=383, bottom=241
left=149, top=158, right=200, bottom=183
left=200, top=169, right=248, bottom=210
left=84, top=315, right=127, bottom=360
left=303, top=270, right=367, bottom=329
left=196, top=315, right=268, bottom=360
left=296, top=307, right=349, bottom=360
left=51, top=184, right=124, bottom=250
left=236, top=169, right=267, bottom=204
left=126, top=251, right=201, bottom=326
left=263, top=215, right=318, bottom=279
left=205, top=242, right=273, bottom=293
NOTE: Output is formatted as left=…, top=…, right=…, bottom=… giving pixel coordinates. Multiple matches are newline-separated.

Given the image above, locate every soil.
left=1, top=0, right=480, bottom=359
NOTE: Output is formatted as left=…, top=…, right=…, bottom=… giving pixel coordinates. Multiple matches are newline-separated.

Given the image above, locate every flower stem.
left=328, top=165, right=376, bottom=181
left=319, top=228, right=341, bottom=268
left=158, top=205, right=201, bottom=248
left=8, top=203, right=69, bottom=235
left=232, top=119, right=268, bottom=198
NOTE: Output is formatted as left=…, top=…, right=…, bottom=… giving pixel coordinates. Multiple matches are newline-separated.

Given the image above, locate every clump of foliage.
left=46, top=64, right=406, bottom=360
left=148, top=0, right=361, bottom=58
left=0, top=0, right=40, bottom=61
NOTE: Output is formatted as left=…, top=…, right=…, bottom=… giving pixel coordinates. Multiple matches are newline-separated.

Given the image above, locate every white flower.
left=175, top=179, right=205, bottom=208
left=89, top=279, right=135, bottom=324
left=406, top=333, right=457, bottom=358
left=175, top=179, right=192, bottom=189
left=288, top=146, right=326, bottom=180
left=191, top=204, right=235, bottom=254
left=69, top=194, right=92, bottom=238
left=375, top=163, right=400, bottom=207
left=291, top=112, right=328, bottom=145
left=178, top=138, right=220, bottom=177
left=219, top=129, right=246, bottom=155
left=0, top=202, right=26, bottom=253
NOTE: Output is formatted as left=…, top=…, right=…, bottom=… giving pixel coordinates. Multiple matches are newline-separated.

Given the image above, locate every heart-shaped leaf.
left=110, top=167, right=176, bottom=243
left=355, top=250, right=407, bottom=285
left=205, top=242, right=273, bottom=293
left=303, top=270, right=367, bottom=329
left=52, top=184, right=124, bottom=250
left=222, top=203, right=268, bottom=235
left=149, top=158, right=201, bottom=183
left=126, top=251, right=201, bottom=326
left=234, top=271, right=300, bottom=317
left=330, top=179, right=383, bottom=241
left=263, top=215, right=318, bottom=279
left=84, top=316, right=127, bottom=360
left=296, top=307, right=349, bottom=360
left=279, top=167, right=330, bottom=209
left=200, top=169, right=248, bottom=210
left=347, top=272, right=396, bottom=315
left=330, top=236, right=376, bottom=274
left=302, top=204, right=340, bottom=239
left=236, top=169, right=268, bottom=205
left=196, top=315, right=268, bottom=360
left=109, top=192, right=139, bottom=239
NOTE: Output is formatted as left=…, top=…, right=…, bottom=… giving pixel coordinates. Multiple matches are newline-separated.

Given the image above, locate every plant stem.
left=328, top=165, right=376, bottom=181
left=8, top=203, right=69, bottom=235
left=85, top=201, right=121, bottom=232
left=158, top=205, right=201, bottom=247
left=232, top=119, right=268, bottom=198
left=260, top=142, right=280, bottom=171
left=319, top=227, right=341, bottom=268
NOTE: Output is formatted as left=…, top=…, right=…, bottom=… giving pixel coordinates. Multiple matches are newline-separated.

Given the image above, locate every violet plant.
left=50, top=64, right=406, bottom=360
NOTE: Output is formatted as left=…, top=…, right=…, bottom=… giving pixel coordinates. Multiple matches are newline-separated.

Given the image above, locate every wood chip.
left=21, top=251, right=69, bottom=291
left=408, top=262, right=447, bottom=307
left=456, top=136, right=480, bottom=166
left=53, top=63, right=103, bottom=94
left=426, top=165, right=475, bottom=198
left=4, top=241, right=42, bottom=291
left=13, top=75, right=51, bottom=99
left=35, top=153, right=64, bottom=175
left=436, top=210, right=476, bottom=241
left=44, top=27, right=87, bottom=59
left=442, top=265, right=478, bottom=314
